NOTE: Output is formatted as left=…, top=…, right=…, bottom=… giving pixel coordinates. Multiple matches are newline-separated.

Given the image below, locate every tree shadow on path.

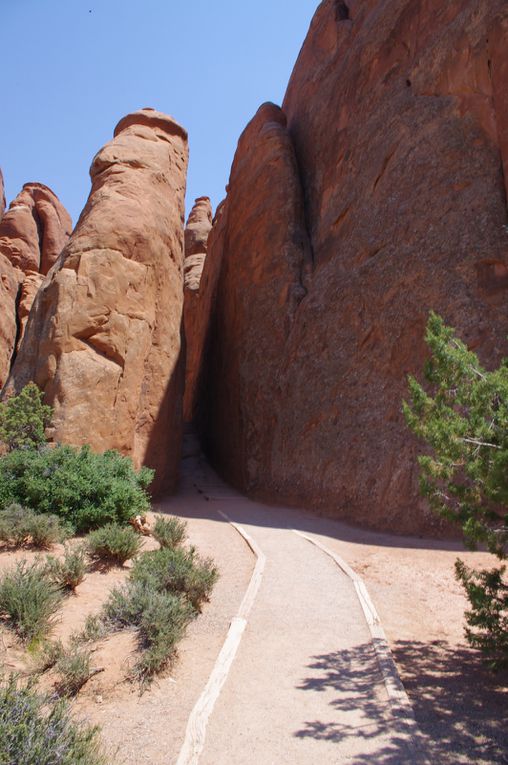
left=294, top=641, right=508, bottom=764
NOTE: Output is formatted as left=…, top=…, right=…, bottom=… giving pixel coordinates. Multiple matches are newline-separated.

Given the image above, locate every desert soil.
left=0, top=455, right=506, bottom=764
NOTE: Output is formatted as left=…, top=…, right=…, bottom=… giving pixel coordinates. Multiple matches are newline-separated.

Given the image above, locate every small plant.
left=0, top=382, right=52, bottom=452
left=0, top=674, right=106, bottom=764
left=131, top=546, right=218, bottom=611
left=0, top=504, right=32, bottom=546
left=26, top=513, right=67, bottom=549
left=0, top=560, right=63, bottom=642
left=34, top=639, right=64, bottom=672
left=45, top=545, right=87, bottom=590
left=55, top=646, right=94, bottom=697
left=73, top=614, right=110, bottom=645
left=87, top=524, right=142, bottom=565
left=0, top=505, right=66, bottom=549
left=153, top=515, right=187, bottom=549
left=0, top=444, right=154, bottom=532
left=104, top=581, right=193, bottom=681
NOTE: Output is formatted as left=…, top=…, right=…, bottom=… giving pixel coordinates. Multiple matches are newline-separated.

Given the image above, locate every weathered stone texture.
left=199, top=0, right=508, bottom=533
left=6, top=109, right=189, bottom=492
left=183, top=196, right=212, bottom=422
left=0, top=181, right=72, bottom=388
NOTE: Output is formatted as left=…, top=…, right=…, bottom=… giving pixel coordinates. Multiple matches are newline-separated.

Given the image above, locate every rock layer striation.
left=6, top=109, right=189, bottom=492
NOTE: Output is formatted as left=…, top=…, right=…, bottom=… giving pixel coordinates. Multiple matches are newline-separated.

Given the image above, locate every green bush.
left=0, top=560, right=63, bottom=643
left=0, top=505, right=67, bottom=549
left=0, top=674, right=106, bottom=764
left=0, top=382, right=52, bottom=452
left=455, top=561, right=508, bottom=669
left=153, top=516, right=187, bottom=549
left=0, top=445, right=153, bottom=533
left=131, top=546, right=218, bottom=611
left=55, top=646, right=93, bottom=697
left=45, top=545, right=87, bottom=590
left=404, top=312, right=508, bottom=668
left=87, top=524, right=141, bottom=565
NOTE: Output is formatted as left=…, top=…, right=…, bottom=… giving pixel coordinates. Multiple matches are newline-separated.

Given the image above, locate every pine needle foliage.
left=404, top=312, right=508, bottom=667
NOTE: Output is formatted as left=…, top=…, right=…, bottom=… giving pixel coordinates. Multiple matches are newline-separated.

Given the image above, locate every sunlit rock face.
left=0, top=180, right=72, bottom=388
left=198, top=0, right=508, bottom=534
left=6, top=109, right=189, bottom=493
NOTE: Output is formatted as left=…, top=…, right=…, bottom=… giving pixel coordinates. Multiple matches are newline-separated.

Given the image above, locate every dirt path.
left=176, top=461, right=429, bottom=765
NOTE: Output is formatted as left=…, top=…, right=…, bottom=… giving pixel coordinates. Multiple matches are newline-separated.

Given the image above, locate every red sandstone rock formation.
left=0, top=170, right=5, bottom=220
left=0, top=181, right=72, bottom=388
left=6, top=108, right=189, bottom=492
left=198, top=0, right=508, bottom=534
left=0, top=183, right=72, bottom=276
left=183, top=196, right=212, bottom=422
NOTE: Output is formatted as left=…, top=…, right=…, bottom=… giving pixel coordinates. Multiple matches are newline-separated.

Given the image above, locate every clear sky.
left=1, top=0, right=318, bottom=226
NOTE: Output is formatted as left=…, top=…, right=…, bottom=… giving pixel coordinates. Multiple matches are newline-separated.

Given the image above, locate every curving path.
left=175, top=457, right=430, bottom=765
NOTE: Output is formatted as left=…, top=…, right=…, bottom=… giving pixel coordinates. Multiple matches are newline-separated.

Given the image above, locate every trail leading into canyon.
left=176, top=457, right=429, bottom=765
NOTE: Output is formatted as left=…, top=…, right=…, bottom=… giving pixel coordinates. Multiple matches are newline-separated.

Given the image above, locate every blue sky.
left=1, top=0, right=317, bottom=225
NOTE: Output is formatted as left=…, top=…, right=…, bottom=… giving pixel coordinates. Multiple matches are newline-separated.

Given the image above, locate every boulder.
left=6, top=108, right=189, bottom=492
left=199, top=1, right=508, bottom=534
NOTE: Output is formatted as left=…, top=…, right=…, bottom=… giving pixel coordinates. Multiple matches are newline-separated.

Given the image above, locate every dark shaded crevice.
left=335, top=1, right=350, bottom=22
left=8, top=283, right=23, bottom=380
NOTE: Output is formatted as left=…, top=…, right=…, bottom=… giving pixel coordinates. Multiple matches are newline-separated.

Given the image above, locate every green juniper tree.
left=0, top=382, right=52, bottom=452
left=403, top=312, right=508, bottom=668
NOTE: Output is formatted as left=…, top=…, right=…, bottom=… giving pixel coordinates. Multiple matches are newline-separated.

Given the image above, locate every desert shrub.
left=404, top=312, right=508, bottom=668
left=0, top=674, right=106, bottom=764
left=55, top=646, right=94, bottom=697
left=0, top=560, right=63, bottom=643
left=45, top=545, right=87, bottom=590
left=0, top=505, right=66, bottom=549
left=0, top=504, right=33, bottom=547
left=35, top=639, right=65, bottom=672
left=153, top=515, right=187, bottom=549
left=0, top=382, right=52, bottom=452
left=104, top=581, right=193, bottom=680
left=73, top=614, right=109, bottom=646
left=87, top=524, right=141, bottom=565
left=0, top=445, right=153, bottom=532
left=26, top=513, right=67, bottom=549
left=131, top=546, right=218, bottom=611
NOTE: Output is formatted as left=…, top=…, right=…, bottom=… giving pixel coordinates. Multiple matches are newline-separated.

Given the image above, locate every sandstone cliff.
left=6, top=109, right=189, bottom=492
left=0, top=182, right=72, bottom=387
left=195, top=0, right=508, bottom=533
left=183, top=196, right=212, bottom=422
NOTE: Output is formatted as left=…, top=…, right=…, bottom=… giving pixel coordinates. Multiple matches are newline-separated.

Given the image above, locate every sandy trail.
left=178, top=461, right=429, bottom=765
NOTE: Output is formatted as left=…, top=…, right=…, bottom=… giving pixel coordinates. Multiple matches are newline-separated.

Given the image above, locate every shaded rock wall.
left=0, top=181, right=72, bottom=388
left=183, top=196, right=212, bottom=422
left=6, top=109, right=189, bottom=493
left=196, top=0, right=508, bottom=534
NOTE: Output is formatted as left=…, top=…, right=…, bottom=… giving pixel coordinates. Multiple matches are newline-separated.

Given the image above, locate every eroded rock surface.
left=199, top=1, right=508, bottom=534
left=0, top=183, right=72, bottom=276
left=7, top=109, right=189, bottom=492
left=0, top=181, right=72, bottom=387
left=183, top=196, right=212, bottom=422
